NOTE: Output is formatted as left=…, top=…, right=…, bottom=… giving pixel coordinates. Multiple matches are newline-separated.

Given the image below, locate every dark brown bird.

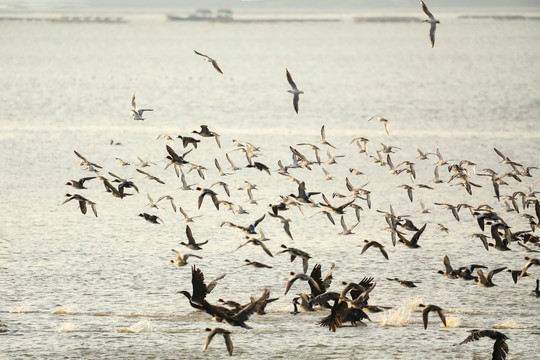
left=420, top=304, right=446, bottom=329
left=203, top=328, right=233, bottom=356
left=138, top=213, right=163, bottom=224
left=459, top=330, right=509, bottom=360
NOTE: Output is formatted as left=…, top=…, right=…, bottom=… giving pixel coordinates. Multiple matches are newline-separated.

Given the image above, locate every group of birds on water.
left=58, top=2, right=540, bottom=359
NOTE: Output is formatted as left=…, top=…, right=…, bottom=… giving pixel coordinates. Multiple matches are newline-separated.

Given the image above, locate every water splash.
left=117, top=319, right=154, bottom=333
left=493, top=320, right=526, bottom=329
left=56, top=323, right=74, bottom=332
left=441, top=316, right=461, bottom=328
left=379, top=299, right=423, bottom=326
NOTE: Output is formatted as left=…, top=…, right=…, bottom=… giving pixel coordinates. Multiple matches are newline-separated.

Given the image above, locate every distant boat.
left=167, top=8, right=340, bottom=23
left=354, top=16, right=422, bottom=23
left=167, top=9, right=232, bottom=22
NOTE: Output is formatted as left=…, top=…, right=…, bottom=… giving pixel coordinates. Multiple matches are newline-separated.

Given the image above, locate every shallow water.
left=1, top=9, right=540, bottom=359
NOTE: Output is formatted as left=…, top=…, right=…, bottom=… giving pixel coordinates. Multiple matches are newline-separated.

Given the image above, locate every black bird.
left=398, top=224, right=427, bottom=248
left=319, top=193, right=355, bottom=215
left=178, top=265, right=210, bottom=310
left=221, top=214, right=266, bottom=234
left=65, top=176, right=96, bottom=189
left=138, top=213, right=163, bottom=224
left=316, top=281, right=373, bottom=332
left=165, top=145, right=192, bottom=177
left=62, top=193, right=98, bottom=217
left=459, top=330, right=509, bottom=360
left=192, top=125, right=221, bottom=148
left=196, top=187, right=220, bottom=210
left=177, top=135, right=200, bottom=148
left=201, top=289, right=270, bottom=329
left=386, top=277, right=419, bottom=288
left=246, top=160, right=271, bottom=175
left=289, top=181, right=320, bottom=204
left=420, top=304, right=446, bottom=329
left=203, top=328, right=233, bottom=356
left=532, top=279, right=540, bottom=297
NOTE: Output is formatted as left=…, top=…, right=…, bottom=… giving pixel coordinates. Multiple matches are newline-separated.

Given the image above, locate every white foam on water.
left=117, top=319, right=154, bottom=333
left=56, top=322, right=75, bottom=332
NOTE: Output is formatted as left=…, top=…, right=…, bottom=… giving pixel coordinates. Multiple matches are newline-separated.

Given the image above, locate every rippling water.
left=1, top=9, right=540, bottom=359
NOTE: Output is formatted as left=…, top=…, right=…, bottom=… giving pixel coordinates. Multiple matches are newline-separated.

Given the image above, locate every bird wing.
left=340, top=216, right=348, bottom=232
left=318, top=300, right=348, bottom=332
left=90, top=203, right=98, bottom=217
left=487, top=267, right=507, bottom=282
left=194, top=50, right=209, bottom=58
left=252, top=214, right=266, bottom=229
left=186, top=225, right=196, bottom=245
left=73, top=150, right=88, bottom=162
left=224, top=333, right=233, bottom=356
left=283, top=221, right=294, bottom=240
left=212, top=61, right=223, bottom=74
left=191, top=266, right=209, bottom=303
left=234, top=289, right=270, bottom=322
left=411, top=224, right=427, bottom=245
left=421, top=1, right=435, bottom=19
left=214, top=158, right=223, bottom=172
left=437, top=309, right=447, bottom=327
left=422, top=307, right=431, bottom=329
left=493, top=338, right=508, bottom=360
left=286, top=69, right=298, bottom=90
left=308, top=277, right=321, bottom=293
left=207, top=274, right=226, bottom=293
left=284, top=276, right=299, bottom=295
left=292, top=94, right=299, bottom=114
left=443, top=255, right=454, bottom=274
left=203, top=329, right=217, bottom=352
left=383, top=121, right=390, bottom=136
left=309, top=264, right=324, bottom=295
left=379, top=246, right=389, bottom=260
left=429, top=23, right=436, bottom=48
left=325, top=212, right=335, bottom=225
left=361, top=241, right=374, bottom=255
left=166, top=145, right=179, bottom=159
left=260, top=242, right=274, bottom=257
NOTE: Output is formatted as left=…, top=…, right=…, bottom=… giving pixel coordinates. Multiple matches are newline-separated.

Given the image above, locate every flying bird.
left=459, top=330, right=509, bottom=360
left=286, top=69, right=303, bottom=114
left=203, top=328, right=233, bottom=356
left=421, top=1, right=440, bottom=48
left=194, top=50, right=223, bottom=74
left=130, top=91, right=153, bottom=120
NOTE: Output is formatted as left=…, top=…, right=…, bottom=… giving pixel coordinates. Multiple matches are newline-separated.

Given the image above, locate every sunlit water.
left=1, top=9, right=540, bottom=359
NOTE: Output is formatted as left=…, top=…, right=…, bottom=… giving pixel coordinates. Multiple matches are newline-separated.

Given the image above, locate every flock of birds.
left=58, top=2, right=540, bottom=359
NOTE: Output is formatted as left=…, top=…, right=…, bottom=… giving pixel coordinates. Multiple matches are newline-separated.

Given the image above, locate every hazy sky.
left=2, top=0, right=539, bottom=10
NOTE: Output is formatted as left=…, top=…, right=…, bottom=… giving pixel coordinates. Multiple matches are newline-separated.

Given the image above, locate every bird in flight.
left=194, top=50, right=223, bottom=74
left=421, top=1, right=439, bottom=48
left=286, top=69, right=303, bottom=114
left=131, top=92, right=153, bottom=120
